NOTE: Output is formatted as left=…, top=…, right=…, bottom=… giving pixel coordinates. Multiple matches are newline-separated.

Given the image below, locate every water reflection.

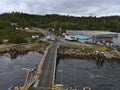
left=0, top=52, right=42, bottom=90
left=55, top=58, right=120, bottom=90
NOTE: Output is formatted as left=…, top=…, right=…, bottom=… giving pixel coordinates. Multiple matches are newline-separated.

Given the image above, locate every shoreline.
left=0, top=44, right=120, bottom=61
left=58, top=45, right=120, bottom=61
left=0, top=43, right=47, bottom=58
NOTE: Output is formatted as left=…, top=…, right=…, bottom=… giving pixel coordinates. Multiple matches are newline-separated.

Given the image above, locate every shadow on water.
left=0, top=52, right=42, bottom=90
left=56, top=55, right=65, bottom=66
left=9, top=50, right=29, bottom=59
left=55, top=56, right=120, bottom=90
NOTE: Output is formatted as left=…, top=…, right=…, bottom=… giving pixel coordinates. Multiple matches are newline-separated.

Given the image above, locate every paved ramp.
left=30, top=42, right=58, bottom=90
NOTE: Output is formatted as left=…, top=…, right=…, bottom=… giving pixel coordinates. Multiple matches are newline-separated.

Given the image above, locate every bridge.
left=23, top=42, right=59, bottom=90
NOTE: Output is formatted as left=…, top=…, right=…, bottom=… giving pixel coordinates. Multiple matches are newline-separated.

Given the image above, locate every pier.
left=23, top=42, right=58, bottom=90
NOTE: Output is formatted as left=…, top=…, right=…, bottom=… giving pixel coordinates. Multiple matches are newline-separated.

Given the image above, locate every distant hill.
left=0, top=12, right=120, bottom=32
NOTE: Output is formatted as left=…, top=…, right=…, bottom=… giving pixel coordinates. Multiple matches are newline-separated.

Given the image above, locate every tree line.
left=0, top=12, right=120, bottom=33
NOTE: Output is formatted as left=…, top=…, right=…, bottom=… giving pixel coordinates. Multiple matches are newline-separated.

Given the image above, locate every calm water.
left=55, top=58, right=120, bottom=90
left=0, top=52, right=42, bottom=90
left=1, top=52, right=120, bottom=90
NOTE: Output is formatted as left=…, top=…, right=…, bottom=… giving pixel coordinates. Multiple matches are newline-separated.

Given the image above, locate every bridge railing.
left=37, top=45, right=52, bottom=72
left=52, top=45, right=59, bottom=84
left=24, top=69, right=38, bottom=89
left=23, top=45, right=52, bottom=90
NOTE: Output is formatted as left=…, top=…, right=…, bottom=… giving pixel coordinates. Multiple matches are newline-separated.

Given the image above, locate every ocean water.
left=55, top=58, right=120, bottom=90
left=1, top=52, right=120, bottom=90
left=0, top=52, right=42, bottom=90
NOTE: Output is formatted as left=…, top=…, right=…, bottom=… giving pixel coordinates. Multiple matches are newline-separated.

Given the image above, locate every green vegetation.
left=0, top=40, right=2, bottom=44
left=0, top=12, right=120, bottom=33
left=0, top=28, right=44, bottom=44
left=116, top=46, right=120, bottom=52
left=9, top=35, right=26, bottom=44
left=0, top=12, right=120, bottom=43
left=61, top=45, right=110, bottom=51
left=73, top=45, right=110, bottom=51
left=36, top=40, right=50, bottom=46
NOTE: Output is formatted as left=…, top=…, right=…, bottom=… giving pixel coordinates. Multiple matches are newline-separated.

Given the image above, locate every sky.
left=0, top=0, right=120, bottom=17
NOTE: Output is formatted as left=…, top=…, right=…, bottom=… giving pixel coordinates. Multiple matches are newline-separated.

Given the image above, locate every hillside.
left=0, top=12, right=120, bottom=32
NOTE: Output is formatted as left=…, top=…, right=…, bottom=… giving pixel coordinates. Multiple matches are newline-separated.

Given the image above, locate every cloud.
left=0, top=0, right=120, bottom=16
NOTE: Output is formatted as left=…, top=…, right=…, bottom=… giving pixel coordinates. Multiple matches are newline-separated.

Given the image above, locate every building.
left=76, top=35, right=92, bottom=43
left=113, top=33, right=120, bottom=46
left=94, top=34, right=118, bottom=46
left=66, top=30, right=119, bottom=46
left=65, top=34, right=92, bottom=42
left=66, top=30, right=117, bottom=36
left=119, top=33, right=120, bottom=46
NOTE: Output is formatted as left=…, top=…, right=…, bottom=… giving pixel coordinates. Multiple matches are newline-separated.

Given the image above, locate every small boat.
left=83, top=86, right=91, bottom=90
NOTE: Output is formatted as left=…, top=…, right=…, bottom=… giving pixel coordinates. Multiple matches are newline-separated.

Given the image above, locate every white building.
left=66, top=30, right=117, bottom=36
left=113, top=33, right=120, bottom=46
left=117, top=33, right=120, bottom=46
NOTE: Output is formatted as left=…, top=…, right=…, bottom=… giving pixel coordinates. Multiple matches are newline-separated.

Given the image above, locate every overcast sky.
left=0, top=0, right=120, bottom=17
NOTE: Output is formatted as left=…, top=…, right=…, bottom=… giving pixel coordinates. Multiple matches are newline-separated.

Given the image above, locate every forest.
left=0, top=12, right=120, bottom=32
left=0, top=12, right=120, bottom=44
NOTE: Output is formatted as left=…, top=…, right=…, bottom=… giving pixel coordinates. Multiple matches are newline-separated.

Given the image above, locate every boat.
left=83, top=86, right=91, bottom=90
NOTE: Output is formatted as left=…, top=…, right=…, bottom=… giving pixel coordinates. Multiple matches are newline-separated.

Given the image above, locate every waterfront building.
left=65, top=30, right=118, bottom=46
left=66, top=30, right=117, bottom=36
left=113, top=33, right=120, bottom=46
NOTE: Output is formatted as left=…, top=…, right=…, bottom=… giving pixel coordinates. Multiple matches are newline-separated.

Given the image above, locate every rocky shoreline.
left=58, top=46, right=120, bottom=61
left=0, top=44, right=120, bottom=61
left=0, top=43, right=47, bottom=58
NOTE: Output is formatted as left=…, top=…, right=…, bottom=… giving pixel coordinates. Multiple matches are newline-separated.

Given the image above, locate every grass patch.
left=0, top=29, right=44, bottom=44
left=61, top=45, right=111, bottom=51
left=36, top=40, right=50, bottom=46
left=0, top=40, right=2, bottom=44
